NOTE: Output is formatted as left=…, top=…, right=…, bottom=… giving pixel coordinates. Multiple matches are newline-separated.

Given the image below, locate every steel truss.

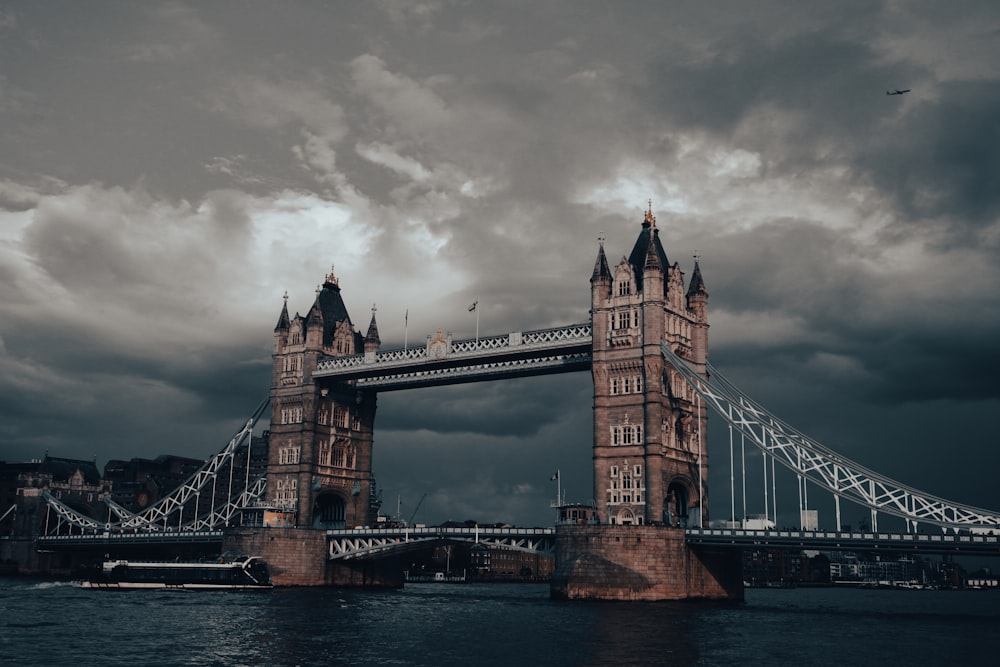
left=42, top=398, right=271, bottom=535
left=313, top=323, right=592, bottom=379
left=661, top=343, right=1000, bottom=531
left=327, top=526, right=556, bottom=560
left=356, top=352, right=592, bottom=390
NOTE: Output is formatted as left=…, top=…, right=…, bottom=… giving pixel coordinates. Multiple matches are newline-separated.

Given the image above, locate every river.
left=2, top=578, right=998, bottom=666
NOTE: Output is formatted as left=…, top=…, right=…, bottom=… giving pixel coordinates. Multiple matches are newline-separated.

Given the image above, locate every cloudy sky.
left=2, top=1, right=999, bottom=529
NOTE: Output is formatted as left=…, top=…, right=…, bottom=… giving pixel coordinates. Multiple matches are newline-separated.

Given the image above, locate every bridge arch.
left=313, top=493, right=346, bottom=529
left=665, top=479, right=692, bottom=528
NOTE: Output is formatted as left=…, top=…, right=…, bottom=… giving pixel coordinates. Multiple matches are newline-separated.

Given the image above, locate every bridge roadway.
left=37, top=531, right=224, bottom=549
left=37, top=525, right=1000, bottom=558
left=685, top=527, right=1000, bottom=556
left=312, top=323, right=592, bottom=390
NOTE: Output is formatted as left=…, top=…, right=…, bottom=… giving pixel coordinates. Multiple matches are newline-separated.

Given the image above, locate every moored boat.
left=82, top=555, right=272, bottom=590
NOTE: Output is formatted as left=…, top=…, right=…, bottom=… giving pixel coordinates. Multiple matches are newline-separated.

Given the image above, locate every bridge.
left=33, top=209, right=1000, bottom=597
left=313, top=324, right=592, bottom=390
left=325, top=525, right=556, bottom=560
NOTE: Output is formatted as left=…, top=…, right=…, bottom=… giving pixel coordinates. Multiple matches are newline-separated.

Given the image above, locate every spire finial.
left=598, top=231, right=605, bottom=247
left=326, top=264, right=339, bottom=287
left=693, top=251, right=701, bottom=263
left=283, top=290, right=289, bottom=305
left=371, top=302, right=377, bottom=316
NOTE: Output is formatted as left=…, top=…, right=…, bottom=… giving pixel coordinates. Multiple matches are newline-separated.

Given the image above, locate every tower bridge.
left=35, top=203, right=1000, bottom=599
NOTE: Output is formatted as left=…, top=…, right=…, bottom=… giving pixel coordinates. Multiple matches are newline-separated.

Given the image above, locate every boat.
left=81, top=555, right=272, bottom=590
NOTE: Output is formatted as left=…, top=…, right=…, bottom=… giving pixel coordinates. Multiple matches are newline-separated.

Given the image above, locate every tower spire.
left=364, top=303, right=381, bottom=352
left=591, top=233, right=611, bottom=282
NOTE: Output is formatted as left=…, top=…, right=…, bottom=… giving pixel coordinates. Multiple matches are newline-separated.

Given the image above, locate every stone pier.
left=225, top=527, right=403, bottom=587
left=550, top=525, right=743, bottom=601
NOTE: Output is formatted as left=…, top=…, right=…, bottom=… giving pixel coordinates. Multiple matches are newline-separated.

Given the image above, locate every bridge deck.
left=686, top=527, right=1000, bottom=556
left=312, top=324, right=592, bottom=390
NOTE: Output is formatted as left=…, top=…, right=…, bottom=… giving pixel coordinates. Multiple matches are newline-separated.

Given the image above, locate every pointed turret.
left=591, top=238, right=611, bottom=283
left=274, top=291, right=291, bottom=332
left=364, top=304, right=381, bottom=353
left=686, top=259, right=708, bottom=299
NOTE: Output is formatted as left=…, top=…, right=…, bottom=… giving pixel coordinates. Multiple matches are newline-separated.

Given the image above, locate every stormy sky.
left=1, top=1, right=999, bottom=529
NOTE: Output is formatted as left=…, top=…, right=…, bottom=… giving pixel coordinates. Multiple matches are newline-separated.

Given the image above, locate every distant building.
left=0, top=456, right=107, bottom=537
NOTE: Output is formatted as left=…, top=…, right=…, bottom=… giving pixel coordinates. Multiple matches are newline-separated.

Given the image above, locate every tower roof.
left=274, top=292, right=291, bottom=332
left=627, top=203, right=669, bottom=292
left=687, top=259, right=708, bottom=298
left=591, top=238, right=611, bottom=282
left=364, top=305, right=381, bottom=346
left=307, top=265, right=354, bottom=346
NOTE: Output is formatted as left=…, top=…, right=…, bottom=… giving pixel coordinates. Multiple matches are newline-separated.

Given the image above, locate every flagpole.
left=475, top=296, right=480, bottom=343
left=404, top=309, right=409, bottom=350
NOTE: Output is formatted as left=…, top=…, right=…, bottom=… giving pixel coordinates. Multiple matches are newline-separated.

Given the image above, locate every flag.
left=550, top=471, right=559, bottom=481
left=468, top=300, right=478, bottom=312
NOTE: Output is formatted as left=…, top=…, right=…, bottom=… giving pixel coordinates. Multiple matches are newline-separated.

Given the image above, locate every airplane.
left=886, top=89, right=911, bottom=96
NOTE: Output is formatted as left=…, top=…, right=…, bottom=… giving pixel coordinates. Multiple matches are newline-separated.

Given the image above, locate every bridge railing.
left=326, top=526, right=555, bottom=538
left=314, top=323, right=592, bottom=375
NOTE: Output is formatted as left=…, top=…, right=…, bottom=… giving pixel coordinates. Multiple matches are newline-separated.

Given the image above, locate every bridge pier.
left=550, top=525, right=743, bottom=601
left=225, top=528, right=403, bottom=587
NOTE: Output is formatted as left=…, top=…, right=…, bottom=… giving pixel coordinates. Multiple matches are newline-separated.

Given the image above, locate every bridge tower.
left=268, top=266, right=380, bottom=530
left=590, top=204, right=709, bottom=527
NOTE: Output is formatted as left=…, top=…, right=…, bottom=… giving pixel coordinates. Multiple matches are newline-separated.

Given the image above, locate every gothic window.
left=278, top=445, right=301, bottom=465
left=318, top=440, right=331, bottom=466
left=617, top=279, right=631, bottom=296
left=280, top=404, right=303, bottom=424
left=610, top=423, right=643, bottom=446
left=610, top=378, right=619, bottom=395
left=333, top=406, right=348, bottom=429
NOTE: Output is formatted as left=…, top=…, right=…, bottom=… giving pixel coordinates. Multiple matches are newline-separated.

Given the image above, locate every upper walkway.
left=312, top=323, right=592, bottom=390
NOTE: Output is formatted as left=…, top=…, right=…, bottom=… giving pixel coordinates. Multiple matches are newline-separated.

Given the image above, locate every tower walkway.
left=312, top=324, right=592, bottom=390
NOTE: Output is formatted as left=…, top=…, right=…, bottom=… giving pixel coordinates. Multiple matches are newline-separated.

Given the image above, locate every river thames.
left=2, top=578, right=998, bottom=666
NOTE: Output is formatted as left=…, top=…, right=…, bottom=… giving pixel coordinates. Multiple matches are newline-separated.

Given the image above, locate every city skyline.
left=2, top=2, right=999, bottom=527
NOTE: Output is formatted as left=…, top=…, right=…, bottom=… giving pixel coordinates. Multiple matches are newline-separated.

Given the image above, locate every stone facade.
left=225, top=527, right=402, bottom=587
left=269, top=267, right=381, bottom=531
left=551, top=525, right=743, bottom=601
left=589, top=206, right=710, bottom=527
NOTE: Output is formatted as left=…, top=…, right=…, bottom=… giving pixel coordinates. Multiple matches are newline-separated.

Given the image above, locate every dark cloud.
left=2, top=2, right=999, bottom=527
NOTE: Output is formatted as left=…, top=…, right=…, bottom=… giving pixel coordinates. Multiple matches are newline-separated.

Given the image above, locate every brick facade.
left=589, top=206, right=709, bottom=527
left=551, top=525, right=743, bottom=601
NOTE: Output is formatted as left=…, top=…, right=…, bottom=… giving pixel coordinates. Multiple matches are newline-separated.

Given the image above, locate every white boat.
left=81, top=555, right=272, bottom=590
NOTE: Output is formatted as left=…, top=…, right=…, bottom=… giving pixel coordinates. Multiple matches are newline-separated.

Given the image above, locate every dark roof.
left=627, top=218, right=669, bottom=293
left=41, top=456, right=102, bottom=485
left=687, top=260, right=708, bottom=298
left=365, top=312, right=381, bottom=345
left=591, top=242, right=611, bottom=282
left=274, top=301, right=290, bottom=332
left=307, top=279, right=354, bottom=347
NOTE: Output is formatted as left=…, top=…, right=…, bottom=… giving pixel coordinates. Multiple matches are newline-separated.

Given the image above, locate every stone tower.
left=590, top=205, right=709, bottom=527
left=268, top=266, right=380, bottom=529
